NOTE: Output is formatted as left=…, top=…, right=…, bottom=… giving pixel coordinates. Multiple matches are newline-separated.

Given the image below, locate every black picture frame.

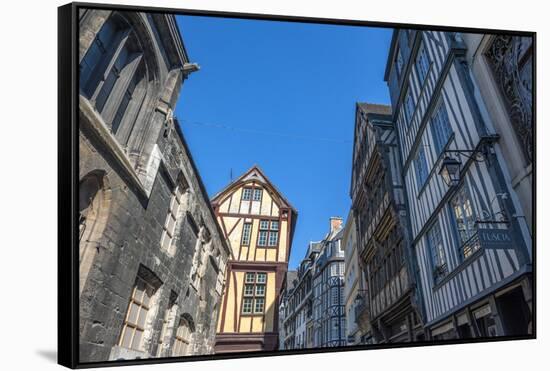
left=58, top=2, right=536, bottom=369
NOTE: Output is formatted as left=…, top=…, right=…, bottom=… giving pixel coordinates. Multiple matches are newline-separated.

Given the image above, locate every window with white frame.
left=242, top=272, right=267, bottom=314
left=241, top=222, right=252, bottom=246
left=252, top=188, right=263, bottom=201
left=416, top=44, right=430, bottom=82
left=160, top=180, right=187, bottom=254
left=172, top=316, right=193, bottom=356
left=258, top=219, right=278, bottom=247
left=241, top=187, right=252, bottom=201
left=414, top=147, right=429, bottom=189
left=431, top=101, right=453, bottom=155
left=427, top=221, right=448, bottom=283
left=119, top=274, right=158, bottom=351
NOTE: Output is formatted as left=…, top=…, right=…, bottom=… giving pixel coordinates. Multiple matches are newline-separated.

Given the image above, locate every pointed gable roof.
left=211, top=165, right=297, bottom=213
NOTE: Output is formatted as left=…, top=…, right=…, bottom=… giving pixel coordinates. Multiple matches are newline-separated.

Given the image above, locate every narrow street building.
left=78, top=10, right=230, bottom=362
left=278, top=270, right=298, bottom=350
left=279, top=243, right=317, bottom=350
left=343, top=211, right=372, bottom=345
left=351, top=102, right=423, bottom=343
left=211, top=166, right=298, bottom=352
left=384, top=30, right=532, bottom=339
left=312, top=218, right=347, bottom=348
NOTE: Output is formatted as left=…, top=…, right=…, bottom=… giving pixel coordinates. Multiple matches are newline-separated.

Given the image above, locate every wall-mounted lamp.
left=437, top=134, right=499, bottom=187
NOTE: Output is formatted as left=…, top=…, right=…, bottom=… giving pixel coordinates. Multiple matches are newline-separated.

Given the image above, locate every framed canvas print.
left=58, top=1, right=535, bottom=368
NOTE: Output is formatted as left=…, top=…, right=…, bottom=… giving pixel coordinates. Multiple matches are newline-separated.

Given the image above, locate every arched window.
left=160, top=174, right=189, bottom=255
left=172, top=315, right=194, bottom=356
left=79, top=12, right=148, bottom=144
left=79, top=171, right=111, bottom=294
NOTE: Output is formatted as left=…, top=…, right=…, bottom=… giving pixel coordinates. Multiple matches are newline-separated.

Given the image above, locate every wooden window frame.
left=252, top=188, right=263, bottom=202
left=257, top=219, right=279, bottom=247
left=241, top=222, right=252, bottom=246
left=241, top=187, right=252, bottom=201
left=241, top=272, right=267, bottom=315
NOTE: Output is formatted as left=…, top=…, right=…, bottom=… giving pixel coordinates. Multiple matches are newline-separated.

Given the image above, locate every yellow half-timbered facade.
left=212, top=166, right=297, bottom=353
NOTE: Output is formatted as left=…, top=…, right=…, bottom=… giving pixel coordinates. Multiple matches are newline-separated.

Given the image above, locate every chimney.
left=329, top=217, right=343, bottom=234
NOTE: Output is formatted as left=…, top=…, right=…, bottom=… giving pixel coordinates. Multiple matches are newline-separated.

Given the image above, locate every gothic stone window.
left=156, top=292, right=178, bottom=357
left=242, top=272, right=267, bottom=314
left=485, top=35, right=533, bottom=163
left=119, top=268, right=162, bottom=351
left=172, top=315, right=194, bottom=356
left=80, top=12, right=148, bottom=143
left=79, top=171, right=111, bottom=294
left=160, top=177, right=188, bottom=255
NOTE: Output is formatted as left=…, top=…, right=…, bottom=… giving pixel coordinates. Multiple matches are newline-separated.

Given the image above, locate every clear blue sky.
left=175, top=15, right=392, bottom=269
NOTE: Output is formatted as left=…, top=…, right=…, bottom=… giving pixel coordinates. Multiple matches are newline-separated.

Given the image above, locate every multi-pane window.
left=242, top=272, right=267, bottom=314
left=427, top=222, right=448, bottom=283
left=172, top=317, right=192, bottom=356
left=451, top=185, right=478, bottom=258
left=241, top=222, right=252, bottom=246
left=80, top=14, right=146, bottom=138
left=395, top=48, right=404, bottom=78
left=431, top=102, right=453, bottom=155
left=331, top=286, right=339, bottom=306
left=80, top=19, right=118, bottom=95
left=241, top=188, right=252, bottom=201
left=414, top=147, right=429, bottom=189
left=404, top=90, right=415, bottom=127
left=416, top=44, right=430, bottom=82
left=119, top=275, right=157, bottom=350
left=161, top=183, right=186, bottom=253
left=253, top=188, right=263, bottom=201
left=258, top=220, right=279, bottom=247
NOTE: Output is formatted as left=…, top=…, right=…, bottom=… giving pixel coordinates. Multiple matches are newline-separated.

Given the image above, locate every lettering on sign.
left=478, top=229, right=514, bottom=249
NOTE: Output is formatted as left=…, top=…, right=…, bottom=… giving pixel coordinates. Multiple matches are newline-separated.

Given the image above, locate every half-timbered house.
left=351, top=103, right=423, bottom=343
left=212, top=166, right=298, bottom=352
left=384, top=29, right=533, bottom=339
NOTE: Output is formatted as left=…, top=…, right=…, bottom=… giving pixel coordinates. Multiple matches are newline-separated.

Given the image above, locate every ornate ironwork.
left=486, top=35, right=533, bottom=163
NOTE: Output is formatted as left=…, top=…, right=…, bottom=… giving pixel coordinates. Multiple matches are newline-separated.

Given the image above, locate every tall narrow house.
left=350, top=103, right=424, bottom=343
left=384, top=30, right=532, bottom=339
left=212, top=166, right=298, bottom=352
